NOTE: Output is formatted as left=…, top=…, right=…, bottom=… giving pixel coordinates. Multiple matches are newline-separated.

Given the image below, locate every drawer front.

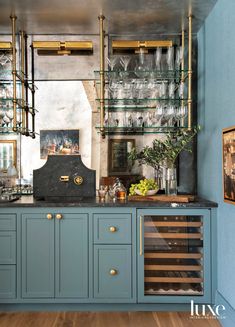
left=93, top=214, right=131, bottom=244
left=0, top=231, right=16, bottom=264
left=94, top=245, right=132, bottom=299
left=0, top=214, right=16, bottom=231
left=0, top=265, right=16, bottom=298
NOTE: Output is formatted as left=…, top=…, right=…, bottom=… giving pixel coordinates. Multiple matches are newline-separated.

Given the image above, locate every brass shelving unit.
left=0, top=16, right=36, bottom=138
left=96, top=15, right=193, bottom=137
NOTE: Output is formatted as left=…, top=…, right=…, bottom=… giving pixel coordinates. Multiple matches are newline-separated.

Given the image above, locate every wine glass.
left=106, top=56, right=119, bottom=71
left=120, top=56, right=131, bottom=72
left=166, top=47, right=174, bottom=71
left=155, top=47, right=162, bottom=71
left=175, top=46, right=183, bottom=70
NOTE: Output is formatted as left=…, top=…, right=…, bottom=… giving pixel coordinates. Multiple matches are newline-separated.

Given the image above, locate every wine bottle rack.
left=143, top=215, right=204, bottom=296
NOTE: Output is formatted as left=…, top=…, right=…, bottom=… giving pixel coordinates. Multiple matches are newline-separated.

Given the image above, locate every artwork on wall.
left=108, top=139, right=135, bottom=175
left=0, top=140, right=17, bottom=172
left=223, top=126, right=235, bottom=204
left=40, top=129, right=79, bottom=159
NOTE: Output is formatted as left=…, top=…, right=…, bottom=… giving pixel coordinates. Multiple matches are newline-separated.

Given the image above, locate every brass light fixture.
left=112, top=40, right=173, bottom=53
left=0, top=42, right=12, bottom=50
left=32, top=41, right=93, bottom=55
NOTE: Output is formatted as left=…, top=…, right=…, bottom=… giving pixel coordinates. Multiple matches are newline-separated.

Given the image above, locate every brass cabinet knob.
left=47, top=213, right=53, bottom=220
left=109, top=226, right=117, bottom=233
left=56, top=214, right=63, bottom=220
left=109, top=269, right=118, bottom=276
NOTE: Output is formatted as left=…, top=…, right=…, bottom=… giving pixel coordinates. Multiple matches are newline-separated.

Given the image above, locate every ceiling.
left=0, top=0, right=217, bottom=35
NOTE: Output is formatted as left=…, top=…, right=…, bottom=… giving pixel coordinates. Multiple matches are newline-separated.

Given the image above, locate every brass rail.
left=98, top=15, right=105, bottom=138
left=10, top=15, right=17, bottom=131
left=188, top=15, right=193, bottom=129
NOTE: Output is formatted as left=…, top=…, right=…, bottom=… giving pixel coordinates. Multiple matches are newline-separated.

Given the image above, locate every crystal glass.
left=107, top=56, right=119, bottom=71
left=155, top=47, right=162, bottom=71
left=166, top=47, right=174, bottom=70
left=175, top=46, right=183, bottom=70
left=120, top=55, right=131, bottom=71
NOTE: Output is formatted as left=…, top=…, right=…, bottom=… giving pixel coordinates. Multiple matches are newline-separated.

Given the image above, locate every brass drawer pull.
left=56, top=214, right=63, bottom=220
left=109, top=226, right=117, bottom=233
left=47, top=213, right=53, bottom=220
left=109, top=269, right=118, bottom=276
left=60, top=176, right=69, bottom=182
left=74, top=176, right=83, bottom=185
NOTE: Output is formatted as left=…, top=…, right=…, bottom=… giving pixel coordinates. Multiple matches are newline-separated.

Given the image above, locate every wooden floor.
left=0, top=312, right=222, bottom=327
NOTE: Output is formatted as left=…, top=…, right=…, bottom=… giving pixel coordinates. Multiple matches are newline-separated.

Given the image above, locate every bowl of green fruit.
left=129, top=178, right=159, bottom=196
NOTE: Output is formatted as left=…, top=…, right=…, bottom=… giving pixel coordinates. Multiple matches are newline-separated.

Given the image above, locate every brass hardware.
left=0, top=42, right=12, bottom=50
left=109, top=226, right=117, bottom=233
left=56, top=214, right=63, bottom=220
left=32, top=41, right=93, bottom=55
left=74, top=176, right=83, bottom=185
left=20, top=31, right=25, bottom=133
left=112, top=40, right=173, bottom=52
left=188, top=15, right=193, bottom=130
left=140, top=216, right=143, bottom=256
left=109, top=269, right=118, bottom=276
left=98, top=15, right=105, bottom=138
left=181, top=28, right=185, bottom=127
left=10, top=15, right=17, bottom=131
left=47, top=213, right=53, bottom=220
left=60, top=176, right=69, bottom=182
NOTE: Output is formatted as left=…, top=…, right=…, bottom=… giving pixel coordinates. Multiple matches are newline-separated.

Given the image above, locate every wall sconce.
left=32, top=41, right=93, bottom=55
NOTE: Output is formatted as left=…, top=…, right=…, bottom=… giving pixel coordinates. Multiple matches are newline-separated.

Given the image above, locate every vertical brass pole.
left=10, top=15, right=17, bottom=131
left=20, top=31, right=25, bottom=134
left=188, top=15, right=193, bottom=130
left=98, top=15, right=105, bottom=138
left=181, top=29, right=185, bottom=127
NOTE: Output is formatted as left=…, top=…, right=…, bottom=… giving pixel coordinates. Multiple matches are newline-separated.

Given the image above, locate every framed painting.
left=108, top=139, right=135, bottom=175
left=223, top=126, right=235, bottom=204
left=0, top=140, right=17, bottom=172
left=40, top=129, right=79, bottom=159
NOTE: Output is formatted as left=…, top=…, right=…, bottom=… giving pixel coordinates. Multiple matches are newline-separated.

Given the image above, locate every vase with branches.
left=128, top=126, right=199, bottom=193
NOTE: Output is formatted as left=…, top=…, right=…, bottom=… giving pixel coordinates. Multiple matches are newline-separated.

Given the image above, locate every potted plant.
left=128, top=126, right=199, bottom=194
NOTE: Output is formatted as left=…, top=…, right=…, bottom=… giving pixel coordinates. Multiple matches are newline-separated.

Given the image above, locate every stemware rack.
left=95, top=16, right=193, bottom=138
left=0, top=16, right=36, bottom=138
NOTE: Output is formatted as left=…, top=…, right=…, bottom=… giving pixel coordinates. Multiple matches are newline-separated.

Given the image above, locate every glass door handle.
left=140, top=215, right=143, bottom=256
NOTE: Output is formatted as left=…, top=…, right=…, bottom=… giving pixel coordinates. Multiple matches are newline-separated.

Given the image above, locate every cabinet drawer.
left=93, top=214, right=131, bottom=244
left=94, top=245, right=132, bottom=299
left=0, top=214, right=16, bottom=231
left=0, top=232, right=16, bottom=264
left=0, top=265, right=16, bottom=298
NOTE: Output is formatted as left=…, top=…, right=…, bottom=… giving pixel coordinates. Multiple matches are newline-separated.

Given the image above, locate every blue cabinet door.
left=22, top=213, right=54, bottom=298
left=137, top=208, right=211, bottom=304
left=55, top=213, right=89, bottom=298
left=94, top=245, right=132, bottom=300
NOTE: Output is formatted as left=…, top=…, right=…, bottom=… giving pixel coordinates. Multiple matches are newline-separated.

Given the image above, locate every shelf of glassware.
left=95, top=126, right=190, bottom=135
left=94, top=70, right=189, bottom=81
left=0, top=76, right=37, bottom=135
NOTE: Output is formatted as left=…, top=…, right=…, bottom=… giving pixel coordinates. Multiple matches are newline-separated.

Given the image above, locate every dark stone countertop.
left=0, top=195, right=218, bottom=208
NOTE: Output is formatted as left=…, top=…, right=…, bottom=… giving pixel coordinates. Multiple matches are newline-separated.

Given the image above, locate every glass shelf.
left=94, top=70, right=189, bottom=81
left=95, top=125, right=188, bottom=135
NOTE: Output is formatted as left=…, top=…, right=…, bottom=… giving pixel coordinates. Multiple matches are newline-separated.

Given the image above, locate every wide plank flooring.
left=0, top=312, right=222, bottom=327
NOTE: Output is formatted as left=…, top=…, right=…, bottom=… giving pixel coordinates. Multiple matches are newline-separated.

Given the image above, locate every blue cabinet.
left=94, top=245, right=132, bottom=299
left=22, top=213, right=54, bottom=298
left=0, top=213, right=16, bottom=299
left=137, top=209, right=212, bottom=303
left=22, top=211, right=89, bottom=299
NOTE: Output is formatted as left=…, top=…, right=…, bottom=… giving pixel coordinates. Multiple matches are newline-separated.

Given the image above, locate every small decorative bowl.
left=135, top=189, right=158, bottom=196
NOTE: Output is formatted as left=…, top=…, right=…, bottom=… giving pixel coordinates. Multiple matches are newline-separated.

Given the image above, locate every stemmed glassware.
left=175, top=46, right=183, bottom=70
left=107, top=56, right=119, bottom=71
left=155, top=47, right=162, bottom=71
left=120, top=56, right=131, bottom=72
left=166, top=47, right=174, bottom=70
